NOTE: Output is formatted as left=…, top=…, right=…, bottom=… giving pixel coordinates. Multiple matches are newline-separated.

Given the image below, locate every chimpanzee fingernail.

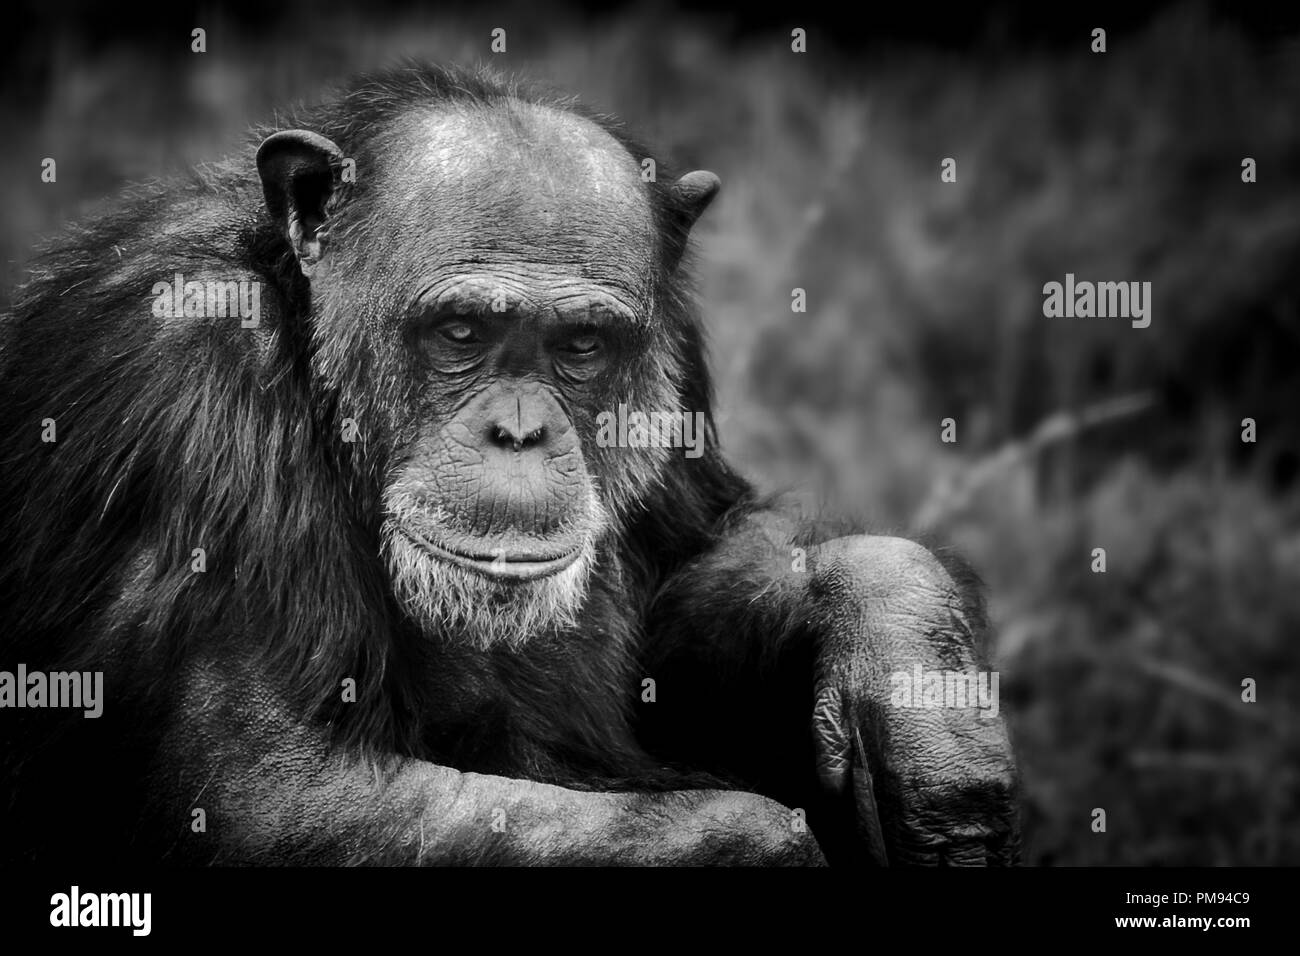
left=852, top=727, right=890, bottom=866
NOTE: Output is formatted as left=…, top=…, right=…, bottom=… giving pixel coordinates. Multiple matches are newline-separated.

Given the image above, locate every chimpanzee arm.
left=639, top=508, right=1020, bottom=866
left=148, top=651, right=825, bottom=866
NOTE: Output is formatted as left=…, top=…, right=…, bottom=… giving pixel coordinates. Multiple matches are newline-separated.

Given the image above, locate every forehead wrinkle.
left=372, top=102, right=658, bottom=314
left=398, top=103, right=652, bottom=221
left=420, top=273, right=648, bottom=326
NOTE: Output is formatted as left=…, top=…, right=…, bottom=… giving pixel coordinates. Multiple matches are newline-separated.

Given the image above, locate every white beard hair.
left=380, top=485, right=608, bottom=650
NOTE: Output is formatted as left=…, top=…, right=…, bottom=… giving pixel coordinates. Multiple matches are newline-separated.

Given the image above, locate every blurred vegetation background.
left=3, top=0, right=1297, bottom=864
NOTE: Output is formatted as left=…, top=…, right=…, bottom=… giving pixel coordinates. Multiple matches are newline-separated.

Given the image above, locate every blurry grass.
left=3, top=2, right=1298, bottom=863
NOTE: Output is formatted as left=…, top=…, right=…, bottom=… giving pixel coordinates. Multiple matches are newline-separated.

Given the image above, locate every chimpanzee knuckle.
left=689, top=792, right=826, bottom=866
left=815, top=534, right=956, bottom=606
left=746, top=810, right=828, bottom=867
left=949, top=767, right=1018, bottom=819
left=770, top=825, right=829, bottom=866
left=891, top=763, right=1019, bottom=846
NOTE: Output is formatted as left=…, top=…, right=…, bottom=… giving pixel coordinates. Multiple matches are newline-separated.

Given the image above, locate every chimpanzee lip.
left=398, top=526, right=582, bottom=583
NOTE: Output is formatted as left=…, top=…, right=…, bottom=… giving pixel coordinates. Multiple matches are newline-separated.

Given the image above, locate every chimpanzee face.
left=259, top=103, right=707, bottom=646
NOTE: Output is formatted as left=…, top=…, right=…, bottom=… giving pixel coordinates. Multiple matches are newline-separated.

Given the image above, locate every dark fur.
left=0, top=64, right=756, bottom=860
left=0, top=64, right=1009, bottom=866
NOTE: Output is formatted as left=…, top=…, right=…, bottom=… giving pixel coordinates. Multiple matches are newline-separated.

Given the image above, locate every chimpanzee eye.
left=563, top=334, right=601, bottom=356
left=439, top=322, right=479, bottom=344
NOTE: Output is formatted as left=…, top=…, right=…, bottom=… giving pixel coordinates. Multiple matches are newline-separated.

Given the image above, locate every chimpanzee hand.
left=808, top=535, right=1020, bottom=865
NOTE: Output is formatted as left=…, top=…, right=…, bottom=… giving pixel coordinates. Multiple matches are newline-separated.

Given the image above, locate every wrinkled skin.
left=641, top=516, right=1019, bottom=865
left=0, top=66, right=1018, bottom=866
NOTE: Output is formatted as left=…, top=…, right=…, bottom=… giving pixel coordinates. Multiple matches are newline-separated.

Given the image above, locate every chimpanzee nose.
left=486, top=391, right=549, bottom=451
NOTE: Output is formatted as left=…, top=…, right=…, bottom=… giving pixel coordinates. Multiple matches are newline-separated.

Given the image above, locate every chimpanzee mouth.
left=397, top=527, right=583, bottom=583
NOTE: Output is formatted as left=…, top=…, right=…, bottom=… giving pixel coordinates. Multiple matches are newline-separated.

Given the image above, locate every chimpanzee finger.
left=812, top=684, right=851, bottom=795
left=850, top=726, right=889, bottom=866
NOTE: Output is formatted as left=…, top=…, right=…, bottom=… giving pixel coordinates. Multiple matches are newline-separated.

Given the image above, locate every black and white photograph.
left=0, top=0, right=1294, bottom=938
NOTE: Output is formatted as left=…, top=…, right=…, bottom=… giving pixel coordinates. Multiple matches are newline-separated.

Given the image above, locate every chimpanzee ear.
left=256, top=130, right=345, bottom=276
left=666, top=171, right=721, bottom=270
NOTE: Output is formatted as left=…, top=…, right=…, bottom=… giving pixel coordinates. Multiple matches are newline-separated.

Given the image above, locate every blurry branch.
left=1130, top=654, right=1272, bottom=726
left=1127, top=751, right=1281, bottom=774
left=1121, top=593, right=1296, bottom=731
left=913, top=392, right=1155, bottom=529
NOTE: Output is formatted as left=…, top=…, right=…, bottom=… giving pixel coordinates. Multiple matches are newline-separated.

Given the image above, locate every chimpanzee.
left=0, top=64, right=1018, bottom=865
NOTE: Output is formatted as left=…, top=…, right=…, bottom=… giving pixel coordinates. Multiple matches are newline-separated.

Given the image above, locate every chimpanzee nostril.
left=492, top=424, right=546, bottom=451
